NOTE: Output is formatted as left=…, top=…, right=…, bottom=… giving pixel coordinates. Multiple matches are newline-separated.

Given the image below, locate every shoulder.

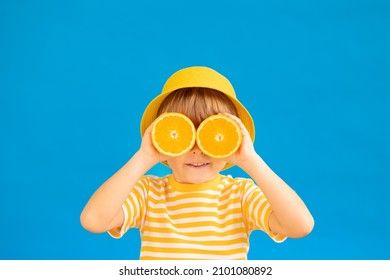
left=220, top=174, right=255, bottom=187
left=220, top=174, right=256, bottom=195
left=140, top=174, right=169, bottom=190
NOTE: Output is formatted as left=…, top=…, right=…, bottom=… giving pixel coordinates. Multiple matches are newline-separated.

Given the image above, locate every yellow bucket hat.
left=140, top=66, right=255, bottom=169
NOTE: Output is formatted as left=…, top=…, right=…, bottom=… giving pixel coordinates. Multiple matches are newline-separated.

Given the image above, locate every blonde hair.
left=157, top=87, right=238, bottom=127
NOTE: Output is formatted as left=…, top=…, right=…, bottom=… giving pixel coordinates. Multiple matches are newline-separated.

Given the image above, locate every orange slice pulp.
left=151, top=112, right=196, bottom=157
left=196, top=114, right=242, bottom=158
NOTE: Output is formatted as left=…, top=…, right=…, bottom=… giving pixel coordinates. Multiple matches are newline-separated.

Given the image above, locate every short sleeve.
left=241, top=179, right=287, bottom=243
left=108, top=176, right=149, bottom=238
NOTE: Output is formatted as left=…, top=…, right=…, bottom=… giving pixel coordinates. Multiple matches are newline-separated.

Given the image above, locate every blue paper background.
left=1, top=1, right=389, bottom=259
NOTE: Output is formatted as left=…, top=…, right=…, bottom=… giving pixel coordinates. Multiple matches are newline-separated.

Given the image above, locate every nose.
left=191, top=143, right=204, bottom=155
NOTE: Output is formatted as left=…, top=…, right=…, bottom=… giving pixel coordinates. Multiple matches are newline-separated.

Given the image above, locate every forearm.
left=80, top=151, right=155, bottom=231
left=240, top=153, right=314, bottom=236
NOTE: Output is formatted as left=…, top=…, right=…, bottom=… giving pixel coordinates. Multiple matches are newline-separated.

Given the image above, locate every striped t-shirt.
left=108, top=174, right=286, bottom=260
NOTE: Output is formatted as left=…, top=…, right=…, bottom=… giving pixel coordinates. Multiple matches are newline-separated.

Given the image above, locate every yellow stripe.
left=146, top=207, right=242, bottom=220
left=144, top=217, right=243, bottom=229
left=141, top=246, right=246, bottom=256
left=163, top=202, right=221, bottom=211
left=142, top=235, right=248, bottom=246
left=217, top=200, right=240, bottom=211
left=142, top=226, right=246, bottom=236
left=166, top=192, right=220, bottom=201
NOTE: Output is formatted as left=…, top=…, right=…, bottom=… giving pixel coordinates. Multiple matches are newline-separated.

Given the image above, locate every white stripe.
left=242, top=184, right=258, bottom=202
left=165, top=197, right=218, bottom=207
left=147, top=202, right=242, bottom=215
left=247, top=191, right=261, bottom=220
left=164, top=206, right=219, bottom=214
left=141, top=241, right=245, bottom=251
left=220, top=183, right=240, bottom=196
left=166, top=188, right=222, bottom=197
left=140, top=251, right=247, bottom=260
left=144, top=221, right=244, bottom=233
left=129, top=192, right=140, bottom=211
left=147, top=201, right=166, bottom=209
left=133, top=184, right=146, bottom=199
left=253, top=196, right=263, bottom=229
left=149, top=198, right=218, bottom=208
left=142, top=231, right=247, bottom=241
left=137, top=179, right=150, bottom=195
left=148, top=190, right=226, bottom=203
left=217, top=192, right=241, bottom=207
left=148, top=181, right=164, bottom=194
left=148, top=191, right=165, bottom=202
left=127, top=196, right=135, bottom=227
left=119, top=201, right=130, bottom=236
left=260, top=203, right=270, bottom=232
left=146, top=175, right=166, bottom=192
left=147, top=212, right=243, bottom=224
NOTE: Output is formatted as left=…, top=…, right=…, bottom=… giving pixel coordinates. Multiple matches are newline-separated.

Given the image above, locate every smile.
left=186, top=162, right=210, bottom=168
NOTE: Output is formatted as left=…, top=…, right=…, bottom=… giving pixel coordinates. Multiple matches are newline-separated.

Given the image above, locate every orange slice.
left=152, top=112, right=196, bottom=157
left=196, top=114, right=242, bottom=158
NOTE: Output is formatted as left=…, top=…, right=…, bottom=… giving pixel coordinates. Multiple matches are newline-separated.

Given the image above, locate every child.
left=80, top=66, right=314, bottom=260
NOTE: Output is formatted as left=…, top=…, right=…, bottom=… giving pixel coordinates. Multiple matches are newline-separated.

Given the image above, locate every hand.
left=138, top=124, right=171, bottom=166
left=222, top=113, right=258, bottom=168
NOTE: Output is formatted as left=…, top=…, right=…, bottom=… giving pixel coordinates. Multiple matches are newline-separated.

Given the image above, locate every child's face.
left=167, top=143, right=226, bottom=184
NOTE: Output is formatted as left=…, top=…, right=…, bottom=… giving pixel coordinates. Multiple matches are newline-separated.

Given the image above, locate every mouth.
left=186, top=162, right=210, bottom=168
